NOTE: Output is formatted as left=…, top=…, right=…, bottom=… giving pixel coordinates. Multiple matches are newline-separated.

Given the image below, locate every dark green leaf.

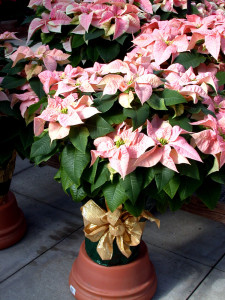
left=201, top=105, right=216, bottom=118
left=103, top=109, right=127, bottom=125
left=86, top=44, right=99, bottom=62
left=179, top=177, right=202, bottom=201
left=41, top=33, right=55, bottom=44
left=69, top=126, right=89, bottom=153
left=83, top=157, right=99, bottom=184
left=86, top=115, right=114, bottom=139
left=163, top=174, right=180, bottom=199
left=155, top=190, right=170, bottom=213
left=143, top=168, right=155, bottom=188
left=91, top=163, right=110, bottom=192
left=210, top=167, right=225, bottom=184
left=28, top=97, right=47, bottom=117
left=147, top=93, right=167, bottom=110
left=96, top=40, right=120, bottom=62
left=93, top=94, right=118, bottom=113
left=1, top=75, right=26, bottom=90
left=124, top=197, right=145, bottom=217
left=168, top=195, right=183, bottom=211
left=208, top=156, right=219, bottom=175
left=60, top=167, right=74, bottom=193
left=162, top=89, right=187, bottom=106
left=155, top=167, right=175, bottom=191
left=177, top=161, right=200, bottom=180
left=196, top=179, right=221, bottom=209
left=19, top=123, right=34, bottom=150
left=116, top=33, right=128, bottom=45
left=29, top=77, right=46, bottom=99
left=61, top=144, right=90, bottom=186
left=70, top=184, right=87, bottom=202
left=191, top=5, right=200, bottom=14
left=103, top=181, right=127, bottom=212
left=124, top=103, right=149, bottom=130
left=121, top=172, right=143, bottom=205
left=70, top=51, right=81, bottom=67
left=169, top=116, right=192, bottom=131
left=185, top=102, right=202, bottom=114
left=1, top=61, right=25, bottom=75
left=174, top=52, right=206, bottom=69
left=0, top=101, right=20, bottom=118
left=216, top=71, right=225, bottom=86
left=30, top=131, right=57, bottom=159
left=71, top=34, right=85, bottom=48
left=84, top=28, right=104, bottom=41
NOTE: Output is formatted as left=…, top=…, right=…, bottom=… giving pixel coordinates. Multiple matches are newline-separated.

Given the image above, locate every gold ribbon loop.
left=81, top=200, right=160, bottom=260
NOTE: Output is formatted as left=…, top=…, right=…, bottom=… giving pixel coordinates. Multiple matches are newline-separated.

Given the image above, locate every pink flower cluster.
left=131, top=14, right=225, bottom=64
left=35, top=64, right=102, bottom=140
left=27, top=0, right=153, bottom=45
left=10, top=45, right=70, bottom=72
left=191, top=98, right=225, bottom=169
left=91, top=117, right=201, bottom=178
left=0, top=31, right=18, bottom=54
left=2, top=45, right=69, bottom=118
left=193, top=0, right=225, bottom=17
left=152, top=0, right=187, bottom=13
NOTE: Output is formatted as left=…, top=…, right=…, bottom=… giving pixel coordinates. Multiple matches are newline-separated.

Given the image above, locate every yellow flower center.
left=159, top=138, right=168, bottom=145
left=61, top=108, right=68, bottom=114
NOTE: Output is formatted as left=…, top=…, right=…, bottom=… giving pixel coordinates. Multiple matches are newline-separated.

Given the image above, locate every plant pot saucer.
left=0, top=191, right=26, bottom=250
left=69, top=240, right=157, bottom=300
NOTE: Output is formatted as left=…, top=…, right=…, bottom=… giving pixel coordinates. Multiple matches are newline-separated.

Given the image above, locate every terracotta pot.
left=69, top=241, right=157, bottom=300
left=0, top=191, right=26, bottom=249
left=0, top=152, right=26, bottom=249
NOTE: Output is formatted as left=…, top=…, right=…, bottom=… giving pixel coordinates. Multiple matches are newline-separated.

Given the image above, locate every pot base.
left=69, top=241, right=157, bottom=300
left=0, top=191, right=26, bottom=250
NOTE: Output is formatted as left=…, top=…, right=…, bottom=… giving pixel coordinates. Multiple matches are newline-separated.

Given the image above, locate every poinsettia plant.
left=0, top=32, right=70, bottom=167
left=29, top=11, right=225, bottom=216
left=26, top=0, right=155, bottom=66
left=0, top=32, right=34, bottom=168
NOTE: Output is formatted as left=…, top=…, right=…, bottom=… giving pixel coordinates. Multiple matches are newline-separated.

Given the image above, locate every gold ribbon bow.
left=81, top=200, right=160, bottom=260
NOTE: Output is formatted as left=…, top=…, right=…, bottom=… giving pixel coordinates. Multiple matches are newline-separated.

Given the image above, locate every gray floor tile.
left=0, top=228, right=210, bottom=300
left=0, top=230, right=83, bottom=300
left=147, top=244, right=210, bottom=300
left=143, top=210, right=225, bottom=266
left=216, top=256, right=225, bottom=272
left=11, top=164, right=81, bottom=215
left=0, top=192, right=82, bottom=283
left=189, top=269, right=225, bottom=300
left=14, top=156, right=33, bottom=175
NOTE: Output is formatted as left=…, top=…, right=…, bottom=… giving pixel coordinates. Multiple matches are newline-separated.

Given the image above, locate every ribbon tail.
left=141, top=210, right=160, bottom=228
left=97, top=232, right=115, bottom=260
left=116, top=236, right=132, bottom=258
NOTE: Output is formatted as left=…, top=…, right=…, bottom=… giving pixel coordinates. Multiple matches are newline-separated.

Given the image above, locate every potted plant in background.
left=26, top=0, right=176, bottom=66
left=0, top=32, right=70, bottom=249
left=0, top=32, right=29, bottom=249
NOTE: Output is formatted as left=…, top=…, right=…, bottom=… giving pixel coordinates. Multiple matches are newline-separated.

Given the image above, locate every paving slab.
left=148, top=243, right=210, bottom=300
left=0, top=230, right=83, bottom=300
left=215, top=255, right=225, bottom=272
left=0, top=227, right=210, bottom=300
left=189, top=269, right=225, bottom=300
left=0, top=192, right=82, bottom=283
left=11, top=164, right=81, bottom=215
left=143, top=210, right=225, bottom=266
left=14, top=156, right=33, bottom=175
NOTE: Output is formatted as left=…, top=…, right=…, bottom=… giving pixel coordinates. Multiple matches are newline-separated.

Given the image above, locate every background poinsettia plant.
left=0, top=31, right=70, bottom=167
left=28, top=6, right=225, bottom=216
left=26, top=0, right=155, bottom=66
